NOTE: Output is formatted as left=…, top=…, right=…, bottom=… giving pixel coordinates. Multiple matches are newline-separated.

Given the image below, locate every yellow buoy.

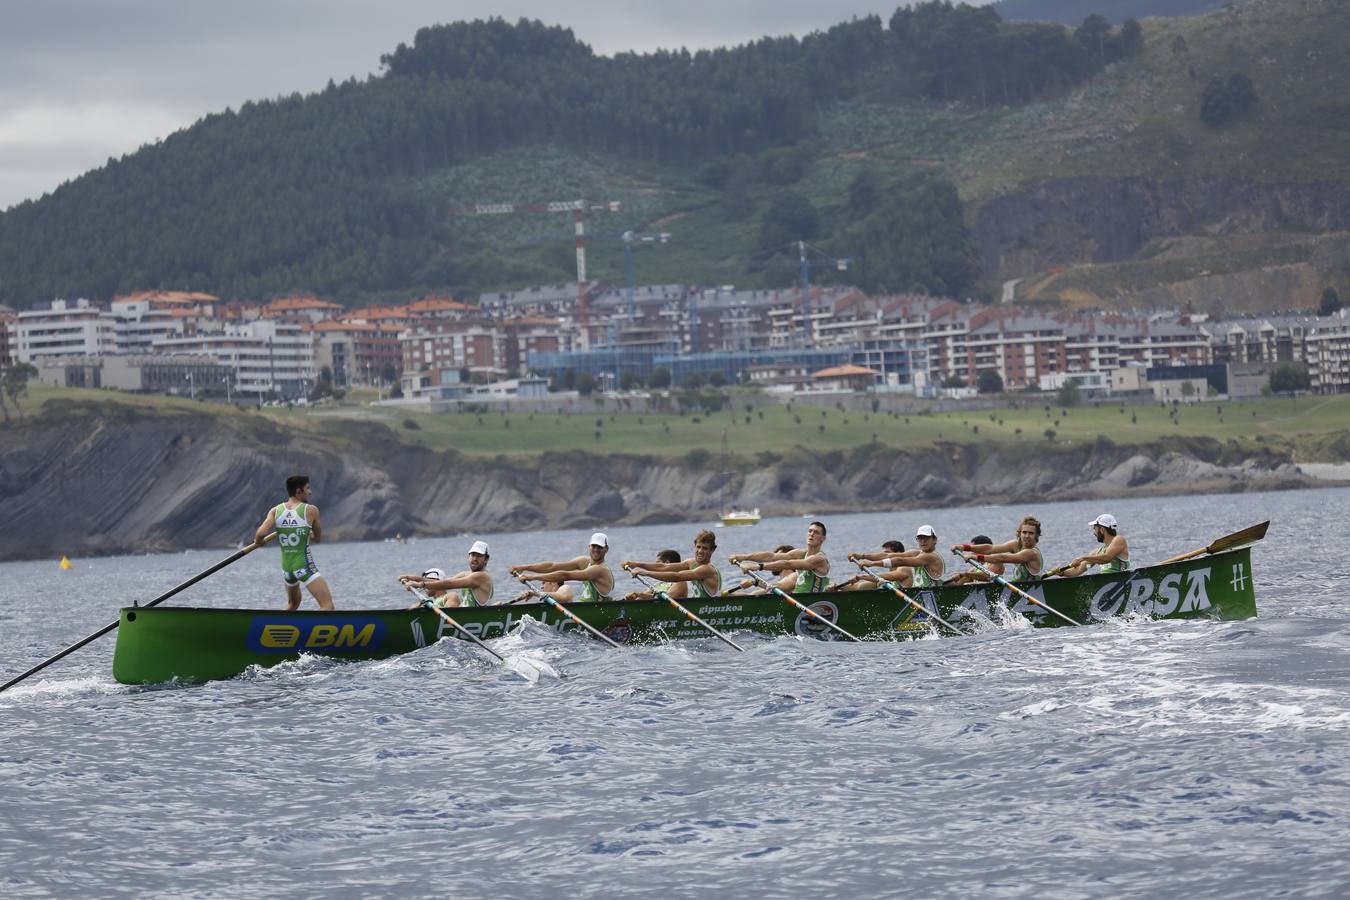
left=59, top=556, right=73, bottom=570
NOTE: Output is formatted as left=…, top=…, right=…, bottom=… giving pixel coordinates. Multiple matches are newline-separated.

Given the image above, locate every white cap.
left=1090, top=514, right=1118, bottom=529
left=915, top=525, right=937, bottom=538
left=589, top=532, right=609, bottom=548
left=469, top=540, right=489, bottom=556
left=422, top=567, right=446, bottom=581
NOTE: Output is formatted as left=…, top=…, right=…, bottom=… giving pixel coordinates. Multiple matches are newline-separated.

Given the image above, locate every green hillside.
left=0, top=0, right=1346, bottom=310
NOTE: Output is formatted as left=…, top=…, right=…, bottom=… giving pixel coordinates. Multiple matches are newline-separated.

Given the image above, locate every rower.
left=1057, top=514, right=1130, bottom=577
left=856, top=525, right=944, bottom=588
left=621, top=549, right=681, bottom=601
left=399, top=540, right=495, bottom=608
left=511, top=532, right=616, bottom=602
left=954, top=517, right=1044, bottom=584
left=730, top=521, right=830, bottom=594
left=725, top=544, right=794, bottom=595
left=945, top=535, right=1002, bottom=586
left=625, top=530, right=721, bottom=599
left=833, top=540, right=908, bottom=591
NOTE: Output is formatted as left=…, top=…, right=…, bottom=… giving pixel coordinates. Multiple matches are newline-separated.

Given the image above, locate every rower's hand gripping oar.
left=622, top=566, right=745, bottom=651
left=852, top=561, right=962, bottom=634
left=738, top=563, right=863, bottom=642
left=514, top=575, right=623, bottom=649
left=951, top=550, right=1083, bottom=627
left=409, top=586, right=550, bottom=682
left=0, top=533, right=278, bottom=694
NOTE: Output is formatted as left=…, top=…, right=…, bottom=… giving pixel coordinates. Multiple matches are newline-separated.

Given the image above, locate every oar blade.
left=1208, top=520, right=1270, bottom=554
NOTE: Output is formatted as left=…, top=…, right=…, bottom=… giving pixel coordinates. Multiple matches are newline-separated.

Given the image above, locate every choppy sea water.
left=2, top=488, right=1348, bottom=898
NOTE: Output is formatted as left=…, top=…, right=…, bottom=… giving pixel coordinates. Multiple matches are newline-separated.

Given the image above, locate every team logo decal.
left=603, top=608, right=633, bottom=644
left=246, top=617, right=387, bottom=654
left=794, top=601, right=840, bottom=640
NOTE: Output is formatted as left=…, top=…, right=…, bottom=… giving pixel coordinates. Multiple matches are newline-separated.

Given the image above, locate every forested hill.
left=994, top=0, right=1244, bottom=25
left=0, top=3, right=1142, bottom=308
left=0, top=0, right=1344, bottom=312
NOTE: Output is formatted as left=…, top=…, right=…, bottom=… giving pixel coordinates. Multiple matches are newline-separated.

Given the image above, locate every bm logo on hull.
left=247, top=618, right=387, bottom=654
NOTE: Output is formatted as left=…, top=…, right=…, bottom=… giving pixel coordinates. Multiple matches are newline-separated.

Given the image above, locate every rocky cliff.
left=0, top=403, right=1318, bottom=562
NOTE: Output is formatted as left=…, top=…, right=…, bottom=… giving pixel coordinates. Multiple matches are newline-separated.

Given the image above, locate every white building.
left=11, top=299, right=116, bottom=363
left=154, top=319, right=316, bottom=396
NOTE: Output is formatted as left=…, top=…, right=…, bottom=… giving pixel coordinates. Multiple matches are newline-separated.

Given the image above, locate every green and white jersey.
left=793, top=568, right=829, bottom=594
left=579, top=565, right=615, bottom=602
left=913, top=555, right=945, bottom=589
left=1010, top=547, right=1044, bottom=583
left=274, top=502, right=317, bottom=584
left=1099, top=540, right=1130, bottom=574
left=459, top=579, right=493, bottom=608
left=687, top=561, right=721, bottom=599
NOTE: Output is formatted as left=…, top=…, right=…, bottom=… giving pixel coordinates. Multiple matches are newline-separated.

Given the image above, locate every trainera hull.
left=112, top=546, right=1257, bottom=685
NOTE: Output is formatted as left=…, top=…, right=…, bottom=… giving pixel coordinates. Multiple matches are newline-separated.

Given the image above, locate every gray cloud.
left=0, top=0, right=923, bottom=210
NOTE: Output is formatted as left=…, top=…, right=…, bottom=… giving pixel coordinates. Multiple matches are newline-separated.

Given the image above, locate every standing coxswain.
left=255, top=474, right=334, bottom=611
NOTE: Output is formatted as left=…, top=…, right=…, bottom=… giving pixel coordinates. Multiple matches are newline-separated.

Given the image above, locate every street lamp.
left=186, top=370, right=195, bottom=401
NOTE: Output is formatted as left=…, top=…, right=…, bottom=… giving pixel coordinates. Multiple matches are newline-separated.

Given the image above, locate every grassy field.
left=17, top=386, right=1350, bottom=463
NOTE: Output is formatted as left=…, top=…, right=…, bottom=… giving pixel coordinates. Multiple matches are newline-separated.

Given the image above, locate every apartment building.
left=154, top=319, right=316, bottom=396
left=11, top=299, right=116, bottom=363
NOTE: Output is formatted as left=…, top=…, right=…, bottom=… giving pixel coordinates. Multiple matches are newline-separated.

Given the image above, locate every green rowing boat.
left=112, top=546, right=1258, bottom=685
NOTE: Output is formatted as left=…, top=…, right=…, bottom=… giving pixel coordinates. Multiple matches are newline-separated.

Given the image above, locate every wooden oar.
left=0, top=533, right=277, bottom=694
left=853, top=562, right=962, bottom=634
left=952, top=550, right=1083, bottom=627
left=1156, top=520, right=1270, bottom=565
left=738, top=565, right=862, bottom=642
left=409, top=587, right=548, bottom=682
left=516, top=577, right=623, bottom=649
left=623, top=567, right=745, bottom=651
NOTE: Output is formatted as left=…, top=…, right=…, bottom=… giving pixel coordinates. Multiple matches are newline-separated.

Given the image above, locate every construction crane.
left=795, top=241, right=851, bottom=349
left=457, top=199, right=621, bottom=347
left=750, top=241, right=851, bottom=348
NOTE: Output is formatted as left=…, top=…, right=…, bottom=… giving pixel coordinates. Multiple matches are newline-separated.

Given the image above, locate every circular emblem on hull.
left=794, top=600, right=840, bottom=640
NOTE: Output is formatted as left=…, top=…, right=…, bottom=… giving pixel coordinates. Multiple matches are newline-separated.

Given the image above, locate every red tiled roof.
left=813, top=364, right=878, bottom=378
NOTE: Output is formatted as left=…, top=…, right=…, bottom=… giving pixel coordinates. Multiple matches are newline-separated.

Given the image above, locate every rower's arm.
left=1074, top=537, right=1127, bottom=566
left=848, top=550, right=891, bottom=563
left=768, top=552, right=827, bottom=574
left=254, top=507, right=276, bottom=543
left=982, top=547, right=1036, bottom=565
left=731, top=549, right=803, bottom=565
left=308, top=505, right=321, bottom=543
left=425, top=571, right=490, bottom=592
left=642, top=564, right=711, bottom=583
left=885, top=548, right=927, bottom=566
left=624, top=559, right=687, bottom=573
left=513, top=556, right=583, bottom=576
left=549, top=563, right=612, bottom=588
left=873, top=566, right=912, bottom=582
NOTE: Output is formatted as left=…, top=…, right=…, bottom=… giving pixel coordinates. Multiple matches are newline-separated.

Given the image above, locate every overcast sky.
left=0, top=0, right=950, bottom=212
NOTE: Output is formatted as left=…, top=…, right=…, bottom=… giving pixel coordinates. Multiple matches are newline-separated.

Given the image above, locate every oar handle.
left=853, top=561, right=961, bottom=634
left=516, top=576, right=622, bottom=649
left=951, top=550, right=1082, bottom=627
left=625, top=568, right=746, bottom=652
left=0, top=533, right=277, bottom=694
left=410, top=586, right=506, bottom=663
left=739, top=564, right=862, bottom=642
